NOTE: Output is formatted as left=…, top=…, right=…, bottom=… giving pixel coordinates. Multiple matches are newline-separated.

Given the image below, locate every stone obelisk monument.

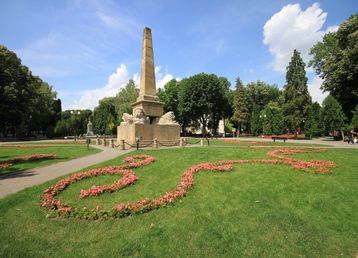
left=117, top=27, right=180, bottom=145
left=132, top=27, right=164, bottom=119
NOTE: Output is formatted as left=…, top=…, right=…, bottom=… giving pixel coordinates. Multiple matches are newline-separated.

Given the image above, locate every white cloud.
left=263, top=3, right=336, bottom=71
left=155, top=66, right=174, bottom=89
left=326, top=25, right=339, bottom=33
left=95, top=11, right=140, bottom=38
left=308, top=76, right=328, bottom=104
left=70, top=64, right=130, bottom=110
left=69, top=64, right=176, bottom=110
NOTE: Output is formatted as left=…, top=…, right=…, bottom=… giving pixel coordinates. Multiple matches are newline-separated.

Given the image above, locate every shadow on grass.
left=0, top=157, right=67, bottom=178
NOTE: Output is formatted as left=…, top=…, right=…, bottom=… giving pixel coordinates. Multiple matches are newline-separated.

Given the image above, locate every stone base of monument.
left=117, top=123, right=180, bottom=145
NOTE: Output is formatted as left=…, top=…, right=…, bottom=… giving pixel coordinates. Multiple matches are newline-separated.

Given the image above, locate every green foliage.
left=179, top=73, right=230, bottom=135
left=309, top=13, right=358, bottom=120
left=114, top=79, right=138, bottom=123
left=54, top=110, right=92, bottom=137
left=0, top=45, right=59, bottom=137
left=320, top=95, right=346, bottom=134
left=93, top=97, right=117, bottom=135
left=262, top=102, right=284, bottom=135
left=157, top=79, right=184, bottom=125
left=304, top=102, right=323, bottom=138
left=245, top=81, right=282, bottom=135
left=282, top=49, right=312, bottom=132
left=350, top=105, right=358, bottom=129
left=232, top=77, right=249, bottom=131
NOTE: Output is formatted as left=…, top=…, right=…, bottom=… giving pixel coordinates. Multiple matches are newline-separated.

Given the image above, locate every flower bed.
left=40, top=149, right=335, bottom=220
left=0, top=154, right=57, bottom=169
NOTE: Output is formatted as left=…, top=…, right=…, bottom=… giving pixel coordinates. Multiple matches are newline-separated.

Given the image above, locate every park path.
left=0, top=145, right=131, bottom=198
left=226, top=137, right=358, bottom=149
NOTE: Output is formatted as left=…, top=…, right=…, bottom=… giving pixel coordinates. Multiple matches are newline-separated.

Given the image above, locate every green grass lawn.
left=0, top=145, right=357, bottom=257
left=0, top=142, right=100, bottom=175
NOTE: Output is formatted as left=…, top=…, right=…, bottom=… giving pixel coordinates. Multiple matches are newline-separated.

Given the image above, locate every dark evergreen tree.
left=262, top=102, right=284, bottom=135
left=321, top=95, right=346, bottom=136
left=282, top=49, right=312, bottom=134
left=232, top=77, right=249, bottom=134
left=304, top=102, right=322, bottom=138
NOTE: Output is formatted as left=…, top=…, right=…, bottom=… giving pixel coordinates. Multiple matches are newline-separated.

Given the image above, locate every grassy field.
left=0, top=145, right=357, bottom=257
left=0, top=142, right=100, bottom=175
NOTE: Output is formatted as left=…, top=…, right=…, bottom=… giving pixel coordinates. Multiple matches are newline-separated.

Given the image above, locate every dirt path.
left=0, top=145, right=131, bottom=198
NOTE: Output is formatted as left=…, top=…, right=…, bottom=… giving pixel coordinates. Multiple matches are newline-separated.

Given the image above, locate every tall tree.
left=232, top=77, right=249, bottom=134
left=309, top=14, right=358, bottom=120
left=179, top=73, right=227, bottom=136
left=282, top=49, right=312, bottom=133
left=304, top=102, right=323, bottom=138
left=245, top=81, right=282, bottom=135
left=209, top=77, right=232, bottom=135
left=93, top=97, right=117, bottom=135
left=114, top=79, right=138, bottom=123
left=0, top=45, right=59, bottom=137
left=350, top=105, right=358, bottom=129
left=158, top=79, right=181, bottom=120
left=262, top=101, right=284, bottom=135
left=321, top=95, right=346, bottom=136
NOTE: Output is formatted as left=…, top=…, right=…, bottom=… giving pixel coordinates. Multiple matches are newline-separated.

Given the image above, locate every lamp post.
left=259, top=114, right=267, bottom=136
left=70, top=110, right=81, bottom=141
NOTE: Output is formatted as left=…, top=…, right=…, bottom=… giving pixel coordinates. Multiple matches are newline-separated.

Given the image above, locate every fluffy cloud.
left=70, top=64, right=175, bottom=110
left=263, top=3, right=335, bottom=71
left=308, top=76, right=328, bottom=104
left=155, top=66, right=175, bottom=89
left=70, top=64, right=130, bottom=110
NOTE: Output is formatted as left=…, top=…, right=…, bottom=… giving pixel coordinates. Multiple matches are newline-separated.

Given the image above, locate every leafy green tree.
left=351, top=105, right=358, bottom=129
left=157, top=79, right=187, bottom=131
left=309, top=14, right=358, bottom=120
left=114, top=79, right=138, bottom=123
left=250, top=104, right=262, bottom=135
left=179, top=73, right=228, bottom=136
left=282, top=49, right=312, bottom=133
left=209, top=77, right=232, bottom=135
left=304, top=102, right=323, bottom=138
left=232, top=77, right=249, bottom=134
left=0, top=45, right=59, bottom=137
left=245, top=81, right=282, bottom=135
left=54, top=109, right=92, bottom=137
left=93, top=98, right=117, bottom=135
left=262, top=102, right=284, bottom=135
left=321, top=95, right=346, bottom=135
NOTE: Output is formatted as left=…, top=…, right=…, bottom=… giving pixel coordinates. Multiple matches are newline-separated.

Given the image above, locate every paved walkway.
left=231, top=137, right=358, bottom=149
left=0, top=145, right=131, bottom=198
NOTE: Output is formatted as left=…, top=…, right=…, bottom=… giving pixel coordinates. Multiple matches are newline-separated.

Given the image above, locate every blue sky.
left=1, top=0, right=356, bottom=110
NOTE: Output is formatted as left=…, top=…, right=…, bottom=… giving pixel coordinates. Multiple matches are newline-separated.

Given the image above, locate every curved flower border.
left=0, top=154, right=57, bottom=169
left=40, top=149, right=335, bottom=220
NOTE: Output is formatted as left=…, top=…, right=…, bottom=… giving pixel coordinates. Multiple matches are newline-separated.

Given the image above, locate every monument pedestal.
left=117, top=123, right=180, bottom=145
left=132, top=99, right=164, bottom=119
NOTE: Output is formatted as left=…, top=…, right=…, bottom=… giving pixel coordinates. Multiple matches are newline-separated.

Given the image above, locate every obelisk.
left=132, top=27, right=164, bottom=119
left=117, top=27, right=179, bottom=145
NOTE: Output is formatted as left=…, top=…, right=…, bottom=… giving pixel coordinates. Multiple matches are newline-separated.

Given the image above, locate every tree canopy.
left=178, top=73, right=229, bottom=135
left=232, top=77, right=249, bottom=132
left=114, top=79, right=139, bottom=123
left=0, top=45, right=60, bottom=137
left=309, top=13, right=358, bottom=120
left=320, top=95, right=346, bottom=134
left=282, top=49, right=312, bottom=132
